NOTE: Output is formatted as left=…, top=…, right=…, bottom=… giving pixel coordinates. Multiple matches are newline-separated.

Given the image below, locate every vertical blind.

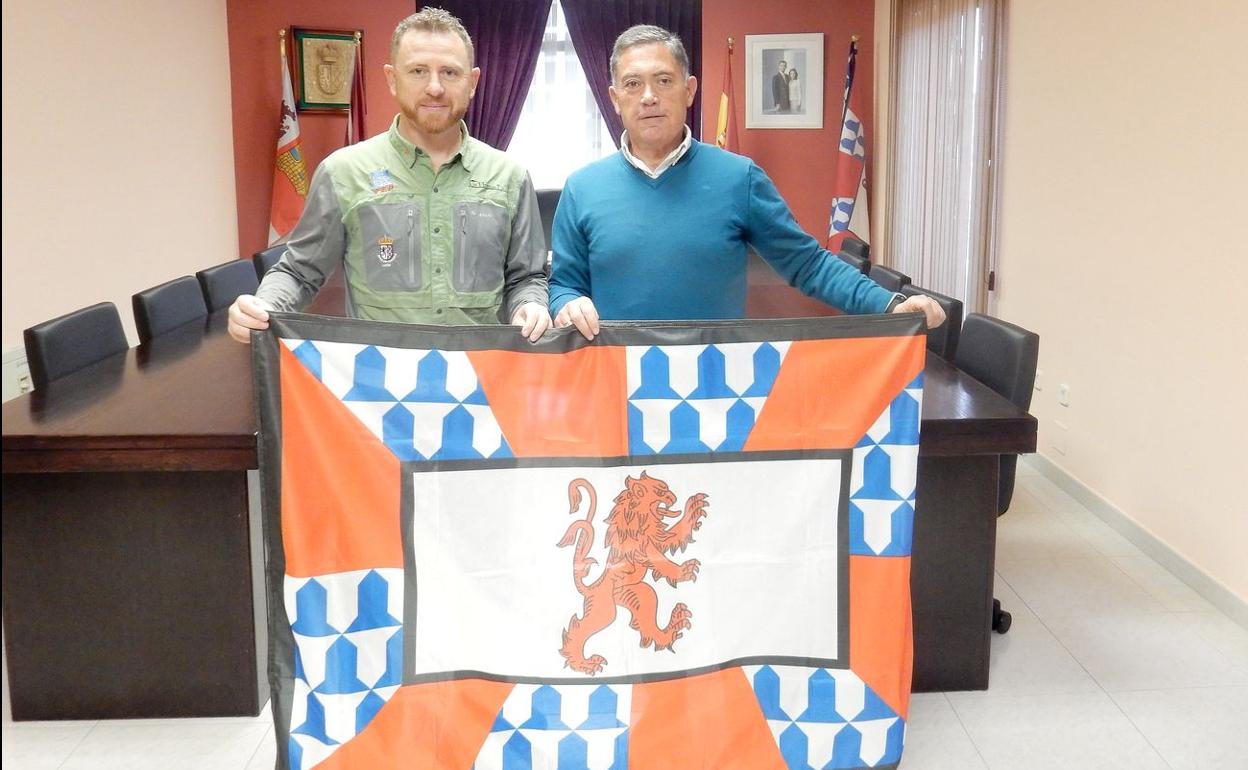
left=887, top=0, right=1003, bottom=312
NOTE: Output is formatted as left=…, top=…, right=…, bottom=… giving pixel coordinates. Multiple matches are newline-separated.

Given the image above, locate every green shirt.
left=258, top=117, right=547, bottom=324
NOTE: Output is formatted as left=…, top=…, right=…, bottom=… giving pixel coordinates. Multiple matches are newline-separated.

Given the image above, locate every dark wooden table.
left=1, top=311, right=1033, bottom=719
left=913, top=353, right=1037, bottom=691
left=1, top=314, right=265, bottom=721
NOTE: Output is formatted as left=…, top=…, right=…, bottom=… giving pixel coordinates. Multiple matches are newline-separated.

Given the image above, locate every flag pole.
left=345, top=29, right=367, bottom=146
left=715, top=36, right=737, bottom=152
left=841, top=35, right=859, bottom=128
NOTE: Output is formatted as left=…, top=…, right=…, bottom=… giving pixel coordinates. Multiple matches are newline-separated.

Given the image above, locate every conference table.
left=1, top=308, right=1035, bottom=720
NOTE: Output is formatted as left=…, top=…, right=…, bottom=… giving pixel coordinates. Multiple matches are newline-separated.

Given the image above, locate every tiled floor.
left=3, top=461, right=1246, bottom=769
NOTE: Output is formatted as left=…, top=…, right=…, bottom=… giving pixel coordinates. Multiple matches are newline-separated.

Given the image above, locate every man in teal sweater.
left=549, top=25, right=944, bottom=339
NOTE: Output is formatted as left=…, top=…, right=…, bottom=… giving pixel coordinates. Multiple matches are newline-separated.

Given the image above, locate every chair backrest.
left=252, top=245, right=287, bottom=280
left=196, top=259, right=260, bottom=312
left=840, top=237, right=870, bottom=261
left=132, top=276, right=209, bottom=343
left=837, top=251, right=870, bottom=275
left=902, top=284, right=964, bottom=361
left=954, top=313, right=1040, bottom=514
left=23, top=302, right=129, bottom=390
left=535, top=188, right=561, bottom=250
left=868, top=263, right=911, bottom=293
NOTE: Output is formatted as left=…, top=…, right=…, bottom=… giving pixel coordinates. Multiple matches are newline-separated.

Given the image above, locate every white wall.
left=994, top=0, right=1248, bottom=599
left=1, top=0, right=238, bottom=350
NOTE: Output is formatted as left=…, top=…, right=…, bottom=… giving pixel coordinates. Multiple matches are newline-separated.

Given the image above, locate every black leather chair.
left=869, top=264, right=911, bottom=293
left=23, top=302, right=129, bottom=391
left=837, top=251, right=870, bottom=275
left=535, top=188, right=561, bottom=251
left=252, top=245, right=287, bottom=280
left=902, top=284, right=964, bottom=361
left=841, top=236, right=870, bottom=261
left=196, top=259, right=260, bottom=312
left=954, top=313, right=1040, bottom=634
left=132, top=276, right=209, bottom=343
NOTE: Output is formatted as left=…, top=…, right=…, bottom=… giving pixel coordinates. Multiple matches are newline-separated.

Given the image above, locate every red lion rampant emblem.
left=557, top=472, right=709, bottom=675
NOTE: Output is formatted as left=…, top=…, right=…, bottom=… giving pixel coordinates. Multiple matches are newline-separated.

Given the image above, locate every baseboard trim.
left=1025, top=454, right=1248, bottom=630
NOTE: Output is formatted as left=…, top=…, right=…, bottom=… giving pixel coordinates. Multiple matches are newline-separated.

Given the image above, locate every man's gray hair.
left=391, top=7, right=474, bottom=65
left=609, top=25, right=690, bottom=83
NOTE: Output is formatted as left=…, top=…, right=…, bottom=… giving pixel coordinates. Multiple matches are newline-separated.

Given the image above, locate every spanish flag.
left=715, top=37, right=738, bottom=153
left=269, top=31, right=308, bottom=246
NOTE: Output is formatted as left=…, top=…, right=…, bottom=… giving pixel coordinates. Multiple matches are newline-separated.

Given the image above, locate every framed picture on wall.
left=745, top=33, right=824, bottom=129
left=291, top=27, right=361, bottom=111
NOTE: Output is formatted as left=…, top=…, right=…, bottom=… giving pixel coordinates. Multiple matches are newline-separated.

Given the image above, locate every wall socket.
left=1057, top=383, right=1071, bottom=407
left=1051, top=419, right=1069, bottom=455
left=2, top=346, right=32, bottom=402
left=1034, top=369, right=1044, bottom=392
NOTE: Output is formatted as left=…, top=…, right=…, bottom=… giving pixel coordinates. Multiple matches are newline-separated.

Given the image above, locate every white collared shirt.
left=620, top=125, right=693, bottom=179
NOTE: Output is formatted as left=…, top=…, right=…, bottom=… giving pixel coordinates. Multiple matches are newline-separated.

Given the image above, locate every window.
left=886, top=0, right=1004, bottom=312
left=508, top=1, right=615, bottom=189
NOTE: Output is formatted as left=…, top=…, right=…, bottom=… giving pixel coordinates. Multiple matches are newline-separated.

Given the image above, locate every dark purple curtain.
left=438, top=0, right=554, bottom=150
left=560, top=0, right=702, bottom=147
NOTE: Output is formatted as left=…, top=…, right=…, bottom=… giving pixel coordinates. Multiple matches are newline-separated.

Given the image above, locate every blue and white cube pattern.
left=746, top=665, right=904, bottom=769
left=849, top=374, right=922, bottom=556
left=473, top=684, right=631, bottom=770
left=830, top=198, right=856, bottom=233
left=282, top=338, right=511, bottom=461
left=839, top=108, right=866, bottom=160
left=626, top=342, right=790, bottom=454
left=285, top=569, right=404, bottom=770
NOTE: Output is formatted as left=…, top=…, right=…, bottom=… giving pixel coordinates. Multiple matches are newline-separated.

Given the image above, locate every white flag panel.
left=408, top=458, right=844, bottom=681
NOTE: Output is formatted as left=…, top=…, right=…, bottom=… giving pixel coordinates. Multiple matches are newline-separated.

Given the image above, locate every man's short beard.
left=405, top=104, right=467, bottom=136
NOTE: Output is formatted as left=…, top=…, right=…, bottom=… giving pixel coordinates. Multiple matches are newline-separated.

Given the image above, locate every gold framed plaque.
left=291, top=27, right=361, bottom=112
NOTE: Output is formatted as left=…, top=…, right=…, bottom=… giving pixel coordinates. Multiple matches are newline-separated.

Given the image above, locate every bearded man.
left=230, top=8, right=550, bottom=344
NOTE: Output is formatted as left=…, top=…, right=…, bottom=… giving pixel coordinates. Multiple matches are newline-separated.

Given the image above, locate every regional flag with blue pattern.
left=827, top=38, right=869, bottom=254
left=253, top=312, right=926, bottom=770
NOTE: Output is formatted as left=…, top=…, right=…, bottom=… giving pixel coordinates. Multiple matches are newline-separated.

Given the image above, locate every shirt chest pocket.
left=359, top=203, right=422, bottom=292
left=452, top=201, right=507, bottom=293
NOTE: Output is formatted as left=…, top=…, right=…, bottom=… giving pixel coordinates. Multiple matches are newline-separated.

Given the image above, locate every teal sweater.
left=549, top=140, right=894, bottom=320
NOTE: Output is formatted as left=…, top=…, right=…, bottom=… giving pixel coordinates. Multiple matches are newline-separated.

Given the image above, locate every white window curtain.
left=508, top=1, right=614, bottom=189
left=886, top=0, right=1004, bottom=312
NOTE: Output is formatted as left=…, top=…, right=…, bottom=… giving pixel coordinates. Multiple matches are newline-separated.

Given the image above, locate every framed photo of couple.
left=745, top=33, right=824, bottom=129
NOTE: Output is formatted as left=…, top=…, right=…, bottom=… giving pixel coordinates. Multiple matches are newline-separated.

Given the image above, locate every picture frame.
left=290, top=27, right=362, bottom=112
left=745, top=33, right=824, bottom=129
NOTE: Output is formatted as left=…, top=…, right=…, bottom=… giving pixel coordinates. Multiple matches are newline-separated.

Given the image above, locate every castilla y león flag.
left=269, top=33, right=308, bottom=246
left=254, top=313, right=926, bottom=770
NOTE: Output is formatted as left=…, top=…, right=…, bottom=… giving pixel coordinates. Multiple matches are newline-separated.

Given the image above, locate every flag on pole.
left=827, top=37, right=870, bottom=252
left=269, top=30, right=308, bottom=246
left=254, top=313, right=926, bottom=769
left=715, top=37, right=738, bottom=152
left=345, top=32, right=367, bottom=146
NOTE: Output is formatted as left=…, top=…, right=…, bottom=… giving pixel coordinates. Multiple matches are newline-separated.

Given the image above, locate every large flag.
left=270, top=31, right=309, bottom=246
left=715, top=37, right=738, bottom=153
left=255, top=313, right=925, bottom=770
left=345, top=33, right=367, bottom=146
left=827, top=38, right=870, bottom=253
